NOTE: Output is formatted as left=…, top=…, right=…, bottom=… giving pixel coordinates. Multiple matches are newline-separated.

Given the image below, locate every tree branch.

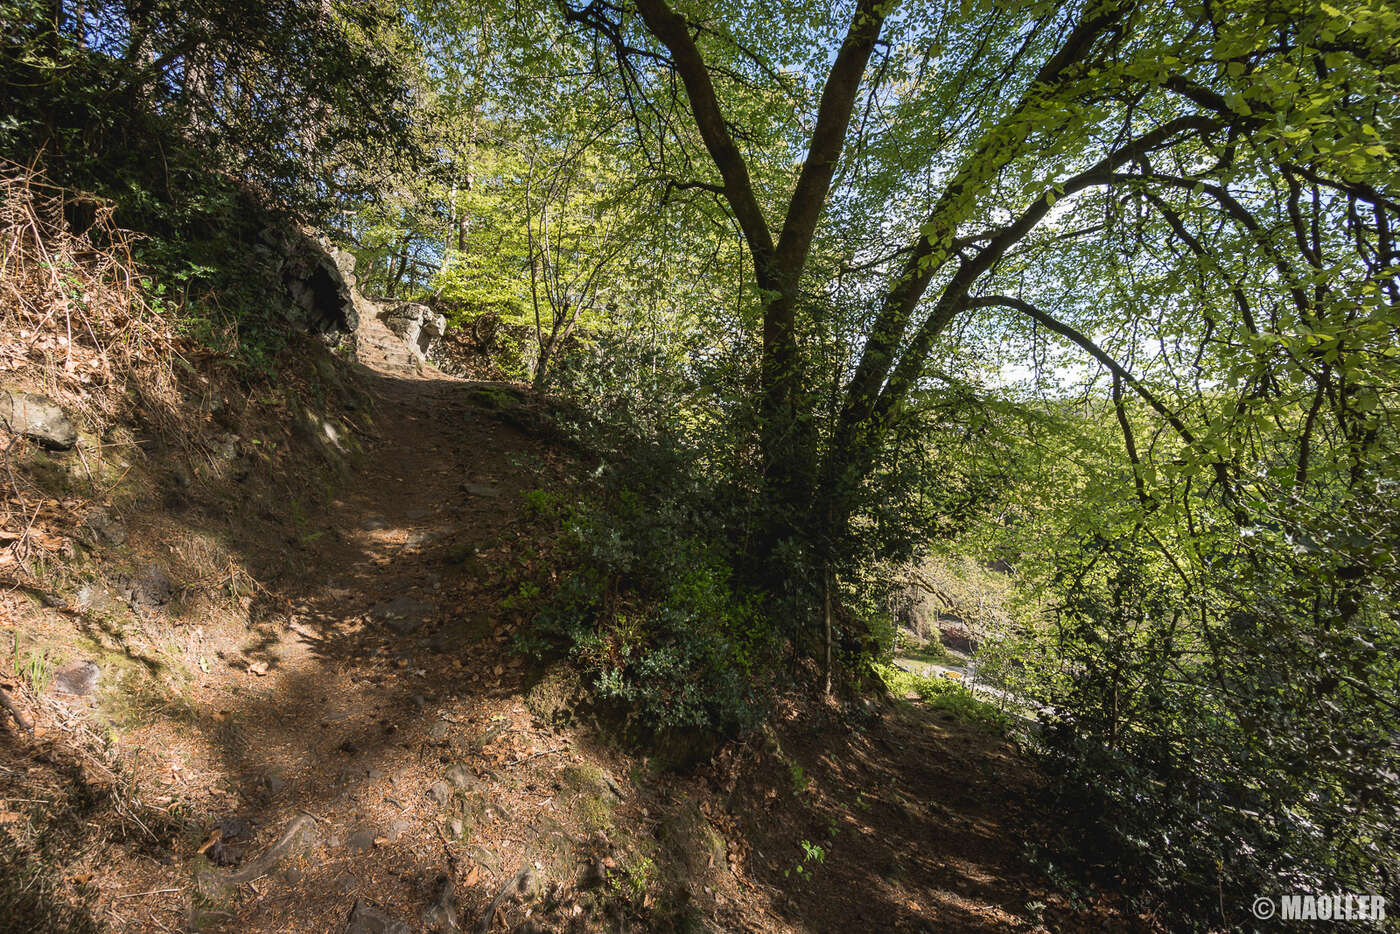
left=628, top=0, right=775, bottom=271
left=966, top=294, right=1196, bottom=445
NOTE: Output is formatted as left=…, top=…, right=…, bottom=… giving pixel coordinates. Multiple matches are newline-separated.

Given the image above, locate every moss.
left=524, top=666, right=584, bottom=729
left=657, top=797, right=727, bottom=878
left=558, top=761, right=620, bottom=833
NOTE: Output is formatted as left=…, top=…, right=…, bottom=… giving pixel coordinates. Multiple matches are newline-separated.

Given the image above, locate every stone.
left=74, top=582, right=116, bottom=613
left=81, top=508, right=126, bottom=546
left=427, top=781, right=452, bottom=807
left=346, top=827, right=377, bottom=852
left=460, top=483, right=500, bottom=498
left=444, top=764, right=477, bottom=792
left=0, top=391, right=77, bottom=450
left=50, top=660, right=99, bottom=696
left=270, top=226, right=360, bottom=335
left=210, top=433, right=240, bottom=462
left=369, top=595, right=433, bottom=635
left=421, top=876, right=459, bottom=932
left=379, top=303, right=447, bottom=362
left=128, top=564, right=175, bottom=608
left=361, top=515, right=390, bottom=531
left=427, top=721, right=450, bottom=741
left=344, top=900, right=410, bottom=934
left=386, top=820, right=411, bottom=843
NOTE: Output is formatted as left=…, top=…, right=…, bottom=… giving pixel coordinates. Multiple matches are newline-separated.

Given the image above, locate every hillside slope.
left=2, top=305, right=1142, bottom=933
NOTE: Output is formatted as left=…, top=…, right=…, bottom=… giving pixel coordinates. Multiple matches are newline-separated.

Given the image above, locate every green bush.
left=873, top=663, right=1013, bottom=733
left=1030, top=515, right=1400, bottom=930
left=529, top=484, right=769, bottom=734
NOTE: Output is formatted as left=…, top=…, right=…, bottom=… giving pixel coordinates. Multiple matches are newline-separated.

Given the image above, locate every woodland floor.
left=0, top=315, right=1147, bottom=933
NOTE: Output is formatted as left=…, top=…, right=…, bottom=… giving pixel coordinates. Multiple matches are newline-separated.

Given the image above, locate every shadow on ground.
left=2, top=361, right=1142, bottom=933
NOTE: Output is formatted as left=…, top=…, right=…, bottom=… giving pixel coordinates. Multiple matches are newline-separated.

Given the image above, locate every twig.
left=0, top=686, right=33, bottom=733
left=476, top=863, right=532, bottom=934
left=506, top=747, right=567, bottom=767
left=114, top=887, right=182, bottom=899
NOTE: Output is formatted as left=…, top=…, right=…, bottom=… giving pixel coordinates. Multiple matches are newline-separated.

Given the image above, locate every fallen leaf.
left=463, top=864, right=479, bottom=886
left=0, top=811, right=20, bottom=824
left=247, top=660, right=268, bottom=677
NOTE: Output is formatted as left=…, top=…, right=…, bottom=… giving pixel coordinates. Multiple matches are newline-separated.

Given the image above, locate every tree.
left=555, top=0, right=1397, bottom=571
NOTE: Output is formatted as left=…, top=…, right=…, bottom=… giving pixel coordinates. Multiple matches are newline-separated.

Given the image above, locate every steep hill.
left=2, top=248, right=1142, bottom=934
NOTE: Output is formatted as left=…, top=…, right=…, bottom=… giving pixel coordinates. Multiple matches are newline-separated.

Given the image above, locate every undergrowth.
left=874, top=663, right=1013, bottom=734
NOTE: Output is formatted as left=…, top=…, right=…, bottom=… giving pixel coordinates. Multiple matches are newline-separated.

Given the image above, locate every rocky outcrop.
left=379, top=303, right=447, bottom=363
left=263, top=226, right=361, bottom=335
left=0, top=390, right=77, bottom=449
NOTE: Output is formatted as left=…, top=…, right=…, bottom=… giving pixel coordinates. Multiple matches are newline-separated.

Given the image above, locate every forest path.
left=140, top=314, right=570, bottom=930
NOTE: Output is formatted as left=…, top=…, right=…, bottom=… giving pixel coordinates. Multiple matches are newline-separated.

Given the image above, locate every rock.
left=269, top=226, right=360, bottom=335
left=74, top=582, right=116, bottom=612
left=444, top=764, right=477, bottom=792
left=361, top=515, right=390, bottom=531
left=557, top=764, right=620, bottom=803
left=50, top=660, right=99, bottom=696
left=344, top=900, right=411, bottom=934
left=128, top=564, right=175, bottom=608
left=427, top=721, right=450, bottom=741
left=421, top=876, right=459, bottom=932
left=369, top=595, right=433, bottom=635
left=460, top=483, right=500, bottom=498
left=346, top=827, right=377, bottom=852
left=379, top=303, right=447, bottom=362
left=386, top=820, right=411, bottom=843
left=0, top=391, right=77, bottom=450
left=524, top=667, right=584, bottom=729
left=427, top=781, right=453, bottom=807
left=658, top=798, right=728, bottom=877
left=81, top=509, right=126, bottom=546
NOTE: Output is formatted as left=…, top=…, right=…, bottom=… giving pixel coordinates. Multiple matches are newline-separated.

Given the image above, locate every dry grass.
left=0, top=161, right=199, bottom=577
left=0, top=159, right=186, bottom=430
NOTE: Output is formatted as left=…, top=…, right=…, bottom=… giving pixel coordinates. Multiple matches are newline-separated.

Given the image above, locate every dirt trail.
left=155, top=315, right=574, bottom=929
